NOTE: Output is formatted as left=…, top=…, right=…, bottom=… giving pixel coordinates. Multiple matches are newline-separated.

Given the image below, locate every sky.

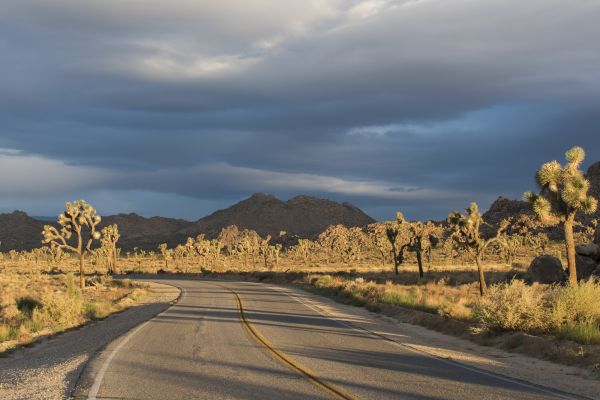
left=1, top=0, right=599, bottom=221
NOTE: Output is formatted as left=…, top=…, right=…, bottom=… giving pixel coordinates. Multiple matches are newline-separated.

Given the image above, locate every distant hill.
left=0, top=194, right=376, bottom=251
left=185, top=193, right=376, bottom=239
left=482, top=196, right=532, bottom=226
left=0, top=211, right=46, bottom=251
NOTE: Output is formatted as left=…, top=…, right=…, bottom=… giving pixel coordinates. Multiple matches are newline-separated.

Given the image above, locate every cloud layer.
left=1, top=0, right=599, bottom=220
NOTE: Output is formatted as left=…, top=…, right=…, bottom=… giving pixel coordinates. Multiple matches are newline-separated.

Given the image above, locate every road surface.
left=77, top=278, right=581, bottom=400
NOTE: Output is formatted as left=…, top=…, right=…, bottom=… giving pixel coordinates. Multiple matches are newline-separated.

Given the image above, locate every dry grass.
left=474, top=279, right=600, bottom=345
left=0, top=260, right=148, bottom=351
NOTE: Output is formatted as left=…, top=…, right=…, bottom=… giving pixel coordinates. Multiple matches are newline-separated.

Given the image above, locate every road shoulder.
left=267, top=282, right=600, bottom=400
left=0, top=282, right=180, bottom=400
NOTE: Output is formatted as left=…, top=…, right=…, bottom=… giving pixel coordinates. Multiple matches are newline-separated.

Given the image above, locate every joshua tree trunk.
left=390, top=248, right=399, bottom=275
left=564, top=214, right=577, bottom=285
left=79, top=253, right=85, bottom=290
left=416, top=250, right=424, bottom=278
left=113, top=246, right=118, bottom=274
left=475, top=254, right=487, bottom=296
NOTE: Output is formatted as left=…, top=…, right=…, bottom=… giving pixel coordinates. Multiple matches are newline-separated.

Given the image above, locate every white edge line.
left=87, top=286, right=186, bottom=400
left=265, top=284, right=578, bottom=400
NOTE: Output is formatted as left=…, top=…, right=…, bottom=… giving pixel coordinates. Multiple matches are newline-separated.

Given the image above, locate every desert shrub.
left=438, top=298, right=473, bottom=321
left=379, top=288, right=414, bottom=306
left=16, top=296, right=42, bottom=317
left=550, top=279, right=600, bottom=328
left=66, top=272, right=80, bottom=298
left=312, top=275, right=334, bottom=288
left=0, top=302, right=19, bottom=322
left=84, top=301, right=113, bottom=320
left=555, top=324, right=600, bottom=345
left=473, top=280, right=550, bottom=333
left=0, top=324, right=19, bottom=341
left=31, top=292, right=83, bottom=330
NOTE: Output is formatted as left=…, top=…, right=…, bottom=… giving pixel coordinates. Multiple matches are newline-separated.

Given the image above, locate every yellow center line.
left=212, top=283, right=360, bottom=400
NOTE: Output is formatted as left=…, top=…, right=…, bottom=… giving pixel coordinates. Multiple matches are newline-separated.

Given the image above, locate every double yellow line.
left=215, top=283, right=359, bottom=400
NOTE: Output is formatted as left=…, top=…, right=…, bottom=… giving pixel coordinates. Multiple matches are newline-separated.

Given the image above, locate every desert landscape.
left=2, top=1, right=600, bottom=399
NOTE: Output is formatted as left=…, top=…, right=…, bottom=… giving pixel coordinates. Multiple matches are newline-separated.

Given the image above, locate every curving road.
left=76, top=278, right=580, bottom=400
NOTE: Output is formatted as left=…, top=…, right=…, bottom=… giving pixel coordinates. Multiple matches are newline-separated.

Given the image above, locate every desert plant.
left=100, top=224, right=120, bottom=274
left=550, top=278, right=600, bottom=328
left=396, top=213, right=441, bottom=278
left=474, top=280, right=550, bottom=333
left=524, top=146, right=598, bottom=285
left=385, top=214, right=411, bottom=275
left=259, top=235, right=272, bottom=270
left=447, top=203, right=508, bottom=296
left=366, top=223, right=392, bottom=267
left=158, top=243, right=172, bottom=270
left=42, top=200, right=102, bottom=289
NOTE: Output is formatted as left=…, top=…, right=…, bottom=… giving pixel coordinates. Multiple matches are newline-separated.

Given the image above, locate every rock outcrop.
left=527, top=255, right=566, bottom=284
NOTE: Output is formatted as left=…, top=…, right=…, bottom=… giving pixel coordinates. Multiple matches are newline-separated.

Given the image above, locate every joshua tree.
left=259, top=235, right=272, bottom=270
left=402, top=216, right=441, bottom=278
left=158, top=243, right=171, bottom=270
left=268, top=243, right=282, bottom=269
left=42, top=200, right=102, bottom=289
left=366, top=223, right=392, bottom=267
left=447, top=203, right=508, bottom=296
left=101, top=224, right=120, bottom=274
left=385, top=213, right=409, bottom=275
left=295, top=239, right=312, bottom=265
left=524, top=146, right=598, bottom=285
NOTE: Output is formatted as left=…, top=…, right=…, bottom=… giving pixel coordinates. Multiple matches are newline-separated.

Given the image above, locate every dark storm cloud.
left=1, top=0, right=600, bottom=220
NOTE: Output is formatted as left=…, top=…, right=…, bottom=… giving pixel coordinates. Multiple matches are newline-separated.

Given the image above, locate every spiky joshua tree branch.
left=42, top=200, right=102, bottom=289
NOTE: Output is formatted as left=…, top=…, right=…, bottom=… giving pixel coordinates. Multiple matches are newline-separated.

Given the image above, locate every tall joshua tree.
left=524, top=146, right=597, bottom=285
left=42, top=200, right=102, bottom=289
left=447, top=203, right=508, bottom=296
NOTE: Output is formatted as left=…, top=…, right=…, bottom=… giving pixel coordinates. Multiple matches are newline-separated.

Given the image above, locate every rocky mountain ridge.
left=0, top=194, right=375, bottom=251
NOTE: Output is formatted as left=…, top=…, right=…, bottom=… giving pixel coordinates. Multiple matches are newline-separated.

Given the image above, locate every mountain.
left=100, top=213, right=192, bottom=250
left=482, top=196, right=533, bottom=226
left=185, top=193, right=376, bottom=239
left=0, top=194, right=376, bottom=251
left=0, top=211, right=46, bottom=251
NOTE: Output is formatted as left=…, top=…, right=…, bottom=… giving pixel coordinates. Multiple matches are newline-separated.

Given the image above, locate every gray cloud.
left=0, top=0, right=599, bottom=220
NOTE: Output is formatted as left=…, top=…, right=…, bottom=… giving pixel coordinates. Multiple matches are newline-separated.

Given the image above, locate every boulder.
left=576, top=243, right=600, bottom=261
left=527, top=255, right=566, bottom=284
left=576, top=254, right=599, bottom=280
left=592, top=266, right=600, bottom=279
left=595, top=226, right=600, bottom=245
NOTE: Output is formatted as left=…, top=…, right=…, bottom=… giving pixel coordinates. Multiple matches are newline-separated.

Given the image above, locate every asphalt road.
left=79, top=279, right=579, bottom=400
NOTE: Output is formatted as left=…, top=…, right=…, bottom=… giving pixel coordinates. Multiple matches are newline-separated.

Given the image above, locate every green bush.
left=550, top=279, right=600, bottom=328
left=556, top=324, right=600, bottom=345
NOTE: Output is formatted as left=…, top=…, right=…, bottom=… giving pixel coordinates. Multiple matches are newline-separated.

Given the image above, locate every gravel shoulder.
left=0, top=282, right=180, bottom=400
left=267, top=282, right=600, bottom=400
